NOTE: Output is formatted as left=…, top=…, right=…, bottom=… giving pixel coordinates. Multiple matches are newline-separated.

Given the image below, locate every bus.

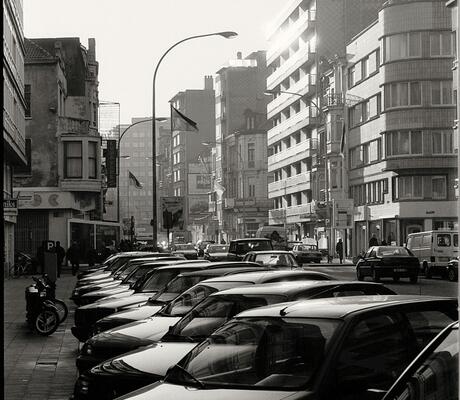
left=406, top=230, right=458, bottom=277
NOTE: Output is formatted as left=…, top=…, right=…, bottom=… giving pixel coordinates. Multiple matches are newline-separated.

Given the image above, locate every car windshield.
left=376, top=247, right=411, bottom=257
left=153, top=275, right=203, bottom=299
left=176, top=245, right=195, bottom=251
left=165, top=294, right=286, bottom=343
left=139, top=270, right=178, bottom=293
left=161, top=284, right=218, bottom=316
left=105, top=256, right=131, bottom=272
left=168, top=317, right=339, bottom=390
left=117, top=262, right=142, bottom=280
left=236, top=241, right=272, bottom=253
left=208, top=245, right=229, bottom=253
left=297, top=245, right=317, bottom=251
left=253, top=254, right=297, bottom=267
left=124, top=265, right=156, bottom=284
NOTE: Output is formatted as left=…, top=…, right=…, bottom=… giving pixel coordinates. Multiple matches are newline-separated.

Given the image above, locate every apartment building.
left=346, top=0, right=457, bottom=254
left=3, top=0, right=27, bottom=274
left=13, top=37, right=117, bottom=262
left=213, top=51, right=272, bottom=242
left=266, top=0, right=385, bottom=251
left=169, top=76, right=215, bottom=243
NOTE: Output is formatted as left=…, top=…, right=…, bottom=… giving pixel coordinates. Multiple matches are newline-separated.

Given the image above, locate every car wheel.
left=410, top=275, right=418, bottom=284
left=356, top=267, right=364, bottom=281
left=393, top=276, right=400, bottom=282
left=372, top=269, right=380, bottom=282
left=447, top=268, right=457, bottom=282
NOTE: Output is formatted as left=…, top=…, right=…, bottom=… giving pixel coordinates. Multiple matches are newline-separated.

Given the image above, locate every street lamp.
left=151, top=31, right=237, bottom=248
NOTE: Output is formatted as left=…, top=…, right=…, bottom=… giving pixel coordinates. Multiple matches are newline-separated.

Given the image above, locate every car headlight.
left=82, top=343, right=93, bottom=355
left=76, top=376, right=90, bottom=394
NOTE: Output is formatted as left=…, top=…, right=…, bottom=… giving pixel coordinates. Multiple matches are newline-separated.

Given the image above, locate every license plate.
left=394, top=268, right=407, bottom=272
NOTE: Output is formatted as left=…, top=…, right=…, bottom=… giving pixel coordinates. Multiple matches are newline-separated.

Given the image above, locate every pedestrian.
left=67, top=241, right=80, bottom=276
left=55, top=241, right=66, bottom=278
left=369, top=233, right=379, bottom=247
left=381, top=239, right=388, bottom=246
left=336, top=238, right=344, bottom=264
left=86, top=247, right=97, bottom=267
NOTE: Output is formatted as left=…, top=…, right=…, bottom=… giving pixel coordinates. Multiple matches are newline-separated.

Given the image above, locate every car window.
left=437, top=234, right=451, bottom=247
left=454, top=234, right=458, bottom=248
left=388, top=328, right=458, bottom=400
left=422, top=234, right=432, bottom=246
left=335, top=313, right=417, bottom=399
left=405, top=310, right=457, bottom=352
left=376, top=247, right=411, bottom=257
left=369, top=250, right=377, bottom=257
left=163, top=285, right=217, bottom=316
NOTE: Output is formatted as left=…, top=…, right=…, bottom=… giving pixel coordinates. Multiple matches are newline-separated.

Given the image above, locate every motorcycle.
left=25, top=275, right=68, bottom=335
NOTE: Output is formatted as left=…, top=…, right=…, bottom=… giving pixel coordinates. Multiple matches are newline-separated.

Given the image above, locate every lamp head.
left=217, top=31, right=238, bottom=39
left=264, top=89, right=277, bottom=96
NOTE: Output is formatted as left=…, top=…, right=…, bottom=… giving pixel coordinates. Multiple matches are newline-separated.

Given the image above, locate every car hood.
left=105, top=315, right=181, bottom=341
left=114, top=382, right=304, bottom=400
left=83, top=284, right=131, bottom=298
left=79, top=294, right=152, bottom=311
left=100, top=304, right=164, bottom=322
left=109, top=342, right=197, bottom=377
left=79, top=271, right=111, bottom=282
left=77, top=280, right=120, bottom=292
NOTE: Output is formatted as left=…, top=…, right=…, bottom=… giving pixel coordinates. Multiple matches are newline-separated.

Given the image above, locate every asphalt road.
left=302, top=264, right=459, bottom=297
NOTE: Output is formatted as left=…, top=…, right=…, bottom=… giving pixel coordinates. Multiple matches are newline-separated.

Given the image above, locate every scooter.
left=25, top=275, right=68, bottom=335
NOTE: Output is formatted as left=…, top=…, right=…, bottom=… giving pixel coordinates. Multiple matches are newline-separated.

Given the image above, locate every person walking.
left=369, top=233, right=379, bottom=247
left=67, top=241, right=80, bottom=276
left=336, top=238, right=344, bottom=264
left=55, top=241, right=66, bottom=278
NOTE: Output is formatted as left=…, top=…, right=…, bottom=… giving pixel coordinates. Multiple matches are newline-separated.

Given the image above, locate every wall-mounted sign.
left=3, top=199, right=17, bottom=208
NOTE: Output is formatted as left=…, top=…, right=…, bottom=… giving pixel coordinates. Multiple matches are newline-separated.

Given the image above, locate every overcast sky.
left=24, top=0, right=283, bottom=124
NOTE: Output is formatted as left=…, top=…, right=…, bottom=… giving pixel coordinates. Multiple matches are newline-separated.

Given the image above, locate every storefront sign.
left=3, top=199, right=17, bottom=208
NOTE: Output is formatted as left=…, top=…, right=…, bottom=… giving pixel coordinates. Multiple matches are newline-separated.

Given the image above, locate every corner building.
left=346, top=0, right=457, bottom=254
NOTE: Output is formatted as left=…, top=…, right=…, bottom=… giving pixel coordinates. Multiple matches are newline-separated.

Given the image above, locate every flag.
left=213, top=180, right=226, bottom=196
left=339, top=122, right=346, bottom=156
left=171, top=105, right=198, bottom=132
left=128, top=171, right=143, bottom=189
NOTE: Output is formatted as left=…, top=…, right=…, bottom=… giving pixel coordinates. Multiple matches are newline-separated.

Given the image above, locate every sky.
left=24, top=0, right=284, bottom=124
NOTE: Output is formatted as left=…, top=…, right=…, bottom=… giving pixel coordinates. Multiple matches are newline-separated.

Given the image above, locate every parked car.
left=382, top=321, right=458, bottom=400
left=71, top=262, right=214, bottom=342
left=195, top=240, right=215, bottom=257
left=227, top=238, right=273, bottom=261
left=356, top=246, right=420, bottom=283
left=171, top=244, right=198, bottom=260
left=291, top=243, right=323, bottom=264
left=286, top=241, right=302, bottom=251
left=90, top=262, right=265, bottom=334
left=116, top=295, right=457, bottom=400
left=446, top=257, right=458, bottom=282
left=203, top=244, right=229, bottom=261
left=73, top=281, right=396, bottom=399
left=242, top=250, right=299, bottom=268
left=77, top=269, right=336, bottom=374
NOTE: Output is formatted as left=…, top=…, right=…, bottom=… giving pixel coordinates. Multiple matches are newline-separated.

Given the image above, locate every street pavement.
left=4, top=270, right=78, bottom=400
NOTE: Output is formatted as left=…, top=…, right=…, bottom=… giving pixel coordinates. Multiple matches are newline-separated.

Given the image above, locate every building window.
left=349, top=49, right=379, bottom=88
left=64, top=141, right=82, bottom=178
left=386, top=131, right=423, bottom=156
left=432, top=176, right=447, bottom=199
left=351, top=178, right=387, bottom=206
left=431, top=81, right=453, bottom=105
left=350, top=139, right=381, bottom=168
left=384, top=82, right=421, bottom=109
left=247, top=143, right=255, bottom=168
left=249, top=184, right=255, bottom=197
left=349, top=94, right=380, bottom=127
left=383, top=32, right=421, bottom=62
left=88, top=142, right=97, bottom=179
left=25, top=84, right=31, bottom=117
left=430, top=32, right=453, bottom=56
left=432, top=131, right=454, bottom=154
left=393, top=175, right=447, bottom=201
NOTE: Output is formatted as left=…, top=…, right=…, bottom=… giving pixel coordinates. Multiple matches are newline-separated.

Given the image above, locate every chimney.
left=88, top=38, right=96, bottom=62
left=236, top=51, right=242, bottom=59
left=204, top=75, right=213, bottom=91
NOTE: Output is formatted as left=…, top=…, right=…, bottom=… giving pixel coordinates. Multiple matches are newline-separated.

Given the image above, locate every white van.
left=406, top=230, right=458, bottom=278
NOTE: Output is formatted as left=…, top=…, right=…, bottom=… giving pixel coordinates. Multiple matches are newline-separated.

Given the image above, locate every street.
left=302, top=264, right=459, bottom=297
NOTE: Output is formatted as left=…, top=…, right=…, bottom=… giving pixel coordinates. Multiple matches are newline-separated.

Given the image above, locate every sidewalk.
left=4, top=271, right=79, bottom=400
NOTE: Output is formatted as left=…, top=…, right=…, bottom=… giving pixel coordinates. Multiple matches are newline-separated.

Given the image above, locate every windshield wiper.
left=172, top=364, right=205, bottom=388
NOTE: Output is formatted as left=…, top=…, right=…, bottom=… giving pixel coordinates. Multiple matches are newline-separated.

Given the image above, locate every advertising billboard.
left=161, top=197, right=185, bottom=230
left=188, top=173, right=211, bottom=195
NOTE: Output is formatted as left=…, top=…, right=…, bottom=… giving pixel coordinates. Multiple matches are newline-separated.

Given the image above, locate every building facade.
left=266, top=0, right=386, bottom=253
left=13, top=37, right=116, bottom=262
left=346, top=0, right=457, bottom=254
left=169, top=76, right=215, bottom=243
left=3, top=0, right=27, bottom=275
left=117, top=118, right=171, bottom=244
left=213, top=51, right=272, bottom=243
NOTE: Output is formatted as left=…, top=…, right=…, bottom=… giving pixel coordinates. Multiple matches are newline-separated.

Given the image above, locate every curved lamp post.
left=151, top=31, right=237, bottom=248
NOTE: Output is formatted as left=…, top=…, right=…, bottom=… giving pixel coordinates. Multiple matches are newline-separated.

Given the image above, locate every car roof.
left=230, top=238, right=271, bottom=242
left=235, top=295, right=456, bottom=319
left=211, top=281, right=388, bottom=297
left=175, top=266, right=267, bottom=278
left=153, top=262, right=213, bottom=271
left=116, top=252, right=162, bottom=256
left=178, top=263, right=264, bottom=276
left=246, top=251, right=293, bottom=255
left=202, top=270, right=332, bottom=284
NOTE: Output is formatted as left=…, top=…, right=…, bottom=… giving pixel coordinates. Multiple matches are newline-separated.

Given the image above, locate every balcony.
left=267, top=9, right=316, bottom=65
left=268, top=138, right=318, bottom=171
left=322, top=93, right=344, bottom=110
left=267, top=46, right=316, bottom=90
left=268, top=172, right=312, bottom=197
left=268, top=107, right=318, bottom=145
left=58, top=117, right=90, bottom=135
left=267, top=74, right=316, bottom=119
left=384, top=156, right=457, bottom=171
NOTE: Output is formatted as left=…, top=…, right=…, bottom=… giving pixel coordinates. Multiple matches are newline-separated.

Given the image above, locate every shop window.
left=64, top=141, right=82, bottom=178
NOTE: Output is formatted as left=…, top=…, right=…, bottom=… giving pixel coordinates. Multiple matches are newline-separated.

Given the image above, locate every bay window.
left=88, top=141, right=97, bottom=179
left=431, top=81, right=453, bottom=105
left=384, top=82, right=421, bottom=109
left=64, top=141, right=82, bottom=178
